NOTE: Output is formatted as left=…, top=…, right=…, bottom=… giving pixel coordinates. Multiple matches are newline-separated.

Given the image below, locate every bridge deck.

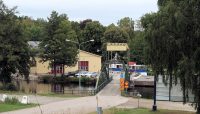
left=98, top=75, right=120, bottom=96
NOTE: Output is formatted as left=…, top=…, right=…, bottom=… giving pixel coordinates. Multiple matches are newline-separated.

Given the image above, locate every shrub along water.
left=0, top=83, right=17, bottom=91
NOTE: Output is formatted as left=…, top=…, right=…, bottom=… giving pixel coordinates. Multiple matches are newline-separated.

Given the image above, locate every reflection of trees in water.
left=129, top=87, right=153, bottom=99
left=15, top=80, right=37, bottom=93
left=51, top=84, right=64, bottom=93
left=11, top=80, right=95, bottom=94
left=29, top=81, right=37, bottom=94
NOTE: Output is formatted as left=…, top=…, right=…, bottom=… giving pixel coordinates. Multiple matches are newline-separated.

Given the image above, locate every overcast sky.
left=4, top=0, right=158, bottom=25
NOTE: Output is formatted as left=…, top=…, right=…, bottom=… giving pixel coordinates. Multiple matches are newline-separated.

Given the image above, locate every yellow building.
left=30, top=50, right=102, bottom=75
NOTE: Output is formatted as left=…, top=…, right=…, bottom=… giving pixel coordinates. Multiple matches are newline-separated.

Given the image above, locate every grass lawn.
left=0, top=103, right=36, bottom=112
left=90, top=108, right=195, bottom=114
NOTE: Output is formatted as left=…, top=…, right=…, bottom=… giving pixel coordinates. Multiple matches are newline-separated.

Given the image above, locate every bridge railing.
left=94, top=77, right=112, bottom=94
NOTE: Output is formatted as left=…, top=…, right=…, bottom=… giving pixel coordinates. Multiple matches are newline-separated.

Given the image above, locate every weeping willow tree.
left=141, top=0, right=200, bottom=113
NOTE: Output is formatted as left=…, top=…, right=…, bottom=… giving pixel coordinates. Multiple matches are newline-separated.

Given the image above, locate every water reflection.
left=12, top=80, right=95, bottom=94
left=130, top=87, right=153, bottom=99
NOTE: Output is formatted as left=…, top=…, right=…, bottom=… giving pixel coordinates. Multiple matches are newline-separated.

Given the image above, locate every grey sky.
left=4, top=0, right=158, bottom=25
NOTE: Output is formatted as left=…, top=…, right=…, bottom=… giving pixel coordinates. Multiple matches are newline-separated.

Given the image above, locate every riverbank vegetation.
left=0, top=97, right=36, bottom=112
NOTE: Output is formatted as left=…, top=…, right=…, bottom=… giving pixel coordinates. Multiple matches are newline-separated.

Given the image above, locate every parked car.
left=85, top=72, right=94, bottom=78
left=91, top=72, right=98, bottom=78
left=75, top=71, right=88, bottom=77
left=64, top=71, right=78, bottom=77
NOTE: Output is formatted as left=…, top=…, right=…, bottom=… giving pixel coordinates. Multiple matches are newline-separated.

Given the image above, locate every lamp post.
left=66, top=39, right=94, bottom=89
left=152, top=75, right=157, bottom=111
left=137, top=93, right=142, bottom=108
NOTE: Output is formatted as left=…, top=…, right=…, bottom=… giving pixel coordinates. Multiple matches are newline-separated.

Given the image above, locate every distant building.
left=28, top=41, right=101, bottom=75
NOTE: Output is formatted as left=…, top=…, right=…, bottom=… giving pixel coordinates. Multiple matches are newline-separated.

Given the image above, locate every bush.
left=0, top=83, right=17, bottom=91
left=4, top=97, right=20, bottom=104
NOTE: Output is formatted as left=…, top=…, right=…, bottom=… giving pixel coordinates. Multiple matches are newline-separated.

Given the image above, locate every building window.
left=79, top=61, right=89, bottom=71
left=51, top=65, right=63, bottom=74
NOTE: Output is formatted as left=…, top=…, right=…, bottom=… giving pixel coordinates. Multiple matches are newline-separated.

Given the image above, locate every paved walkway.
left=0, top=75, right=196, bottom=114
left=118, top=98, right=195, bottom=112
left=0, top=78, right=128, bottom=114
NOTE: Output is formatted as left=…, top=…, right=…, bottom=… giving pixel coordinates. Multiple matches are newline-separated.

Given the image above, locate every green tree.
left=0, top=0, right=30, bottom=84
left=82, top=21, right=105, bottom=54
left=117, top=17, right=134, bottom=41
left=142, top=0, right=200, bottom=113
left=129, top=31, right=145, bottom=64
left=19, top=16, right=47, bottom=41
left=79, top=19, right=92, bottom=29
left=40, top=11, right=78, bottom=76
left=103, top=25, right=129, bottom=43
left=71, top=21, right=82, bottom=43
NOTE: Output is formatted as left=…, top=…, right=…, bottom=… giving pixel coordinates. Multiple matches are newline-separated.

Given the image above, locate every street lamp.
left=66, top=39, right=94, bottom=89
left=152, top=75, right=157, bottom=111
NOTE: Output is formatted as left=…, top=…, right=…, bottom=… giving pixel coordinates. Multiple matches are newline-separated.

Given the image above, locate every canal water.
left=132, top=87, right=154, bottom=99
left=10, top=80, right=95, bottom=94
left=1, top=80, right=153, bottom=98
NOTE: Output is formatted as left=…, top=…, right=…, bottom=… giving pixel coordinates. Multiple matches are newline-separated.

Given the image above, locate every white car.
left=85, top=72, right=93, bottom=78
left=91, top=72, right=98, bottom=78
left=75, top=71, right=88, bottom=77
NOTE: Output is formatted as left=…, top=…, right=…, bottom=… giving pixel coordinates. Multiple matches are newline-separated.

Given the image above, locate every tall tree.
left=79, top=19, right=92, bottom=29
left=82, top=21, right=105, bottom=54
left=19, top=16, right=47, bottom=41
left=129, top=31, right=145, bottom=64
left=103, top=25, right=129, bottom=43
left=0, top=0, right=30, bottom=84
left=40, top=11, right=78, bottom=76
left=142, top=0, right=200, bottom=113
left=117, top=17, right=134, bottom=41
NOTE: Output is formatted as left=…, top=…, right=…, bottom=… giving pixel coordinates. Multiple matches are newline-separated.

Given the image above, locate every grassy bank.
left=90, top=108, right=195, bottom=114
left=0, top=103, right=36, bottom=112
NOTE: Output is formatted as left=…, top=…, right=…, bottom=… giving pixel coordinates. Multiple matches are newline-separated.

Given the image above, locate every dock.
left=130, top=76, right=154, bottom=87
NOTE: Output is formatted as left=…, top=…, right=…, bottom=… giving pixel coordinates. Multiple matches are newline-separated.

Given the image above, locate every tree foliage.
left=117, top=17, right=134, bottom=41
left=141, top=0, right=200, bottom=113
left=19, top=16, right=47, bottom=41
left=40, top=11, right=78, bottom=76
left=104, top=25, right=129, bottom=43
left=0, top=0, right=30, bottom=83
left=82, top=21, right=105, bottom=54
left=129, top=31, right=145, bottom=64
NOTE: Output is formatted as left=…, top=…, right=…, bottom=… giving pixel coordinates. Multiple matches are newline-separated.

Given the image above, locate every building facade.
left=30, top=50, right=101, bottom=75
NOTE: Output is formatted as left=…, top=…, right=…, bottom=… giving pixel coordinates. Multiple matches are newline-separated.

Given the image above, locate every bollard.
left=21, top=96, right=29, bottom=104
left=96, top=107, right=103, bottom=114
